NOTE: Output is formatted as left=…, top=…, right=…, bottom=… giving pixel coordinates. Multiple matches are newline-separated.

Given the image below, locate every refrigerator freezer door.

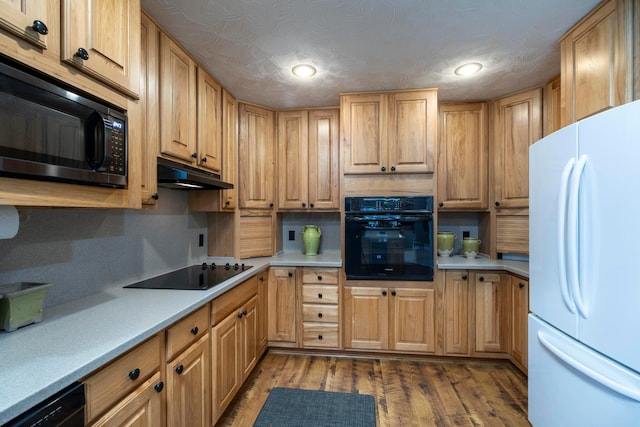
left=575, top=99, right=640, bottom=373
left=529, top=315, right=640, bottom=427
left=529, top=124, right=579, bottom=337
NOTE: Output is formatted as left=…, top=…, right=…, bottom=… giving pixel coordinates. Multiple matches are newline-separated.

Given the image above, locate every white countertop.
left=0, top=252, right=341, bottom=425
left=436, top=254, right=529, bottom=277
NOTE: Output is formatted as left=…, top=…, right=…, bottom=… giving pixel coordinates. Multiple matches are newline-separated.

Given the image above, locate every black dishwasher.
left=3, top=382, right=85, bottom=427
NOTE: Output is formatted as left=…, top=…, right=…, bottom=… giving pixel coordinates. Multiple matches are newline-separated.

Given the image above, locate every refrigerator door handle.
left=558, top=157, right=577, bottom=313
left=538, top=330, right=640, bottom=402
left=567, top=154, right=589, bottom=318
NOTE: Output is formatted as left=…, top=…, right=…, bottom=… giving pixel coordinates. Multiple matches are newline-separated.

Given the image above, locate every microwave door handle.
left=86, top=111, right=107, bottom=171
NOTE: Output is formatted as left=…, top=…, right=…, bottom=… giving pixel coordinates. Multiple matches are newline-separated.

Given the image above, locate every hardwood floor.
left=216, top=351, right=530, bottom=426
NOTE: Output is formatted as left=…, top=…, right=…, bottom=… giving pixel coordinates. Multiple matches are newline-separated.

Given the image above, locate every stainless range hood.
left=157, top=158, right=233, bottom=190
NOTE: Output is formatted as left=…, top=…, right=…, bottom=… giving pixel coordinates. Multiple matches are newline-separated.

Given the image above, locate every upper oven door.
left=345, top=212, right=434, bottom=281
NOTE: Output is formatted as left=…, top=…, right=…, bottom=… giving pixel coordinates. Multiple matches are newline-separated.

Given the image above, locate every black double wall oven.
left=345, top=196, right=434, bottom=282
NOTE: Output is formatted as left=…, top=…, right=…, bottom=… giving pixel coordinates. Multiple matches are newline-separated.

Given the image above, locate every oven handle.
left=346, top=214, right=432, bottom=222
left=345, top=210, right=433, bottom=215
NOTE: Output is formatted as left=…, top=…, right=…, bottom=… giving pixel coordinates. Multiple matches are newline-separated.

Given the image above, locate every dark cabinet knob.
left=190, top=326, right=198, bottom=335
left=439, top=202, right=444, bottom=208
left=151, top=193, right=159, bottom=200
left=259, top=276, right=264, bottom=282
left=242, top=310, right=248, bottom=316
left=201, top=157, right=207, bottom=163
left=288, top=272, right=293, bottom=277
left=381, top=166, right=386, bottom=172
left=318, top=335, right=323, bottom=340
left=479, top=276, right=485, bottom=282
left=154, top=382, right=164, bottom=393
left=519, top=282, right=525, bottom=288
left=190, top=153, right=197, bottom=159
left=382, top=290, right=387, bottom=296
left=318, top=293, right=323, bottom=299
left=128, top=368, right=140, bottom=380
left=317, top=275, right=322, bottom=281
left=269, top=202, right=274, bottom=208
left=237, top=312, right=243, bottom=318
left=32, top=20, right=49, bottom=35
left=302, top=202, right=307, bottom=207
left=225, top=200, right=231, bottom=206
left=391, top=290, right=397, bottom=296
left=462, top=275, right=468, bottom=280
left=75, top=47, right=89, bottom=60
left=318, top=313, right=323, bottom=318
left=495, top=201, right=502, bottom=207
left=310, top=203, right=315, bottom=208
left=390, top=166, right=396, bottom=172
left=175, top=365, right=184, bottom=374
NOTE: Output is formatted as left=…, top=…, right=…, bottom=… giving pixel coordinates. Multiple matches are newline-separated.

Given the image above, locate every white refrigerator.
left=529, top=99, right=640, bottom=426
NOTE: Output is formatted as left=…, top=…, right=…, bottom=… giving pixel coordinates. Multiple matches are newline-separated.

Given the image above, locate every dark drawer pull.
left=519, top=282, right=525, bottom=288
left=191, top=326, right=199, bottom=335
left=318, top=313, right=323, bottom=318
left=154, top=382, right=164, bottom=393
left=128, top=368, right=140, bottom=380
left=318, top=335, right=323, bottom=340
left=317, top=275, right=323, bottom=281
left=175, top=364, right=184, bottom=375
left=318, top=293, right=323, bottom=299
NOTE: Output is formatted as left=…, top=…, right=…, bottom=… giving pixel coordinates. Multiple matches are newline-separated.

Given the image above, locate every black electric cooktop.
left=124, top=263, right=253, bottom=290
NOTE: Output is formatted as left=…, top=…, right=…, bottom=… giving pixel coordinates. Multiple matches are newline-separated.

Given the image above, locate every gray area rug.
left=253, top=387, right=376, bottom=427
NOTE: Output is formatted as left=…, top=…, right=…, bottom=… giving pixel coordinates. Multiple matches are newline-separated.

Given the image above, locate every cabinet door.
left=91, top=373, right=163, bottom=427
left=389, top=288, right=436, bottom=353
left=344, top=287, right=388, bottom=350
left=474, top=273, right=510, bottom=353
left=388, top=89, right=437, bottom=173
left=442, top=271, right=470, bottom=356
left=140, top=13, right=159, bottom=205
left=257, top=273, right=268, bottom=352
left=277, top=110, right=309, bottom=209
left=267, top=268, right=297, bottom=343
left=238, top=214, right=274, bottom=258
left=166, top=334, right=211, bottom=427
left=560, top=0, right=630, bottom=126
left=196, top=68, right=222, bottom=173
left=159, top=32, right=197, bottom=163
left=212, top=311, right=240, bottom=423
left=511, top=276, right=529, bottom=371
left=61, top=0, right=140, bottom=98
left=240, top=296, right=258, bottom=380
left=221, top=89, right=238, bottom=210
left=492, top=88, right=541, bottom=209
left=239, top=103, right=275, bottom=209
left=437, top=102, right=488, bottom=209
left=543, top=76, right=562, bottom=137
left=341, top=93, right=387, bottom=174
left=0, top=0, right=50, bottom=49
left=308, top=109, right=340, bottom=209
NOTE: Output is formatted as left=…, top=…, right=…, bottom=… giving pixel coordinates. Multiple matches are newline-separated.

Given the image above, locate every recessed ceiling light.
left=454, top=62, right=482, bottom=76
left=292, top=64, right=317, bottom=77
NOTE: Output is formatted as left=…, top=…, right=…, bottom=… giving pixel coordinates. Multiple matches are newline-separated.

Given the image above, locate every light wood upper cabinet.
left=61, top=0, right=140, bottom=99
left=342, top=89, right=437, bottom=174
left=0, top=0, right=50, bottom=49
left=492, top=88, right=542, bottom=209
left=239, top=103, right=275, bottom=209
left=196, top=68, right=222, bottom=174
left=543, top=76, right=562, bottom=136
left=474, top=272, right=510, bottom=354
left=560, top=0, right=634, bottom=126
left=437, top=102, right=489, bottom=210
left=140, top=13, right=159, bottom=205
left=277, top=109, right=340, bottom=210
left=221, top=90, right=239, bottom=210
left=159, top=32, right=197, bottom=164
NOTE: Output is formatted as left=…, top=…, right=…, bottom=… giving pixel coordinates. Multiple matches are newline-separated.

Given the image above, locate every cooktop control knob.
left=210, top=262, right=217, bottom=270
left=224, top=263, right=231, bottom=270
left=201, top=263, right=208, bottom=270
left=241, top=263, right=245, bottom=270
left=234, top=263, right=239, bottom=270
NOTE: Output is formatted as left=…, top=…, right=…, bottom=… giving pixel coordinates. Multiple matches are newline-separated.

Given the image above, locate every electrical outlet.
left=198, top=233, right=204, bottom=247
left=288, top=230, right=295, bottom=241
left=463, top=230, right=470, bottom=238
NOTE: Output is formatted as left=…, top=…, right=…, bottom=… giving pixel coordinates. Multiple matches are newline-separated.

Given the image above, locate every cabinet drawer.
left=166, top=305, right=210, bottom=360
left=303, top=323, right=339, bottom=348
left=302, top=303, right=339, bottom=323
left=84, top=335, right=160, bottom=422
left=302, top=268, right=339, bottom=285
left=302, top=285, right=338, bottom=304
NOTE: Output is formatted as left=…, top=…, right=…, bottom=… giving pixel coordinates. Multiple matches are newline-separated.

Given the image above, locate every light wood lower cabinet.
left=301, top=268, right=340, bottom=349
left=473, top=272, right=510, bottom=354
left=441, top=271, right=471, bottom=356
left=211, top=276, right=261, bottom=424
left=267, top=267, right=297, bottom=345
left=510, top=276, right=529, bottom=372
left=344, top=286, right=436, bottom=353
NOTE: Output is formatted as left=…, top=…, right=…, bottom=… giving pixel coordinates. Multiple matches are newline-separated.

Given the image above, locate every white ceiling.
left=140, top=0, right=601, bottom=109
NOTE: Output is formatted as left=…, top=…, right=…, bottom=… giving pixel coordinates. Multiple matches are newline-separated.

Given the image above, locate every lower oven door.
left=345, top=213, right=433, bottom=281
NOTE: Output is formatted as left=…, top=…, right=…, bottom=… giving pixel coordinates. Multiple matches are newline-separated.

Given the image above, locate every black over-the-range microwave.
left=0, top=57, right=127, bottom=188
